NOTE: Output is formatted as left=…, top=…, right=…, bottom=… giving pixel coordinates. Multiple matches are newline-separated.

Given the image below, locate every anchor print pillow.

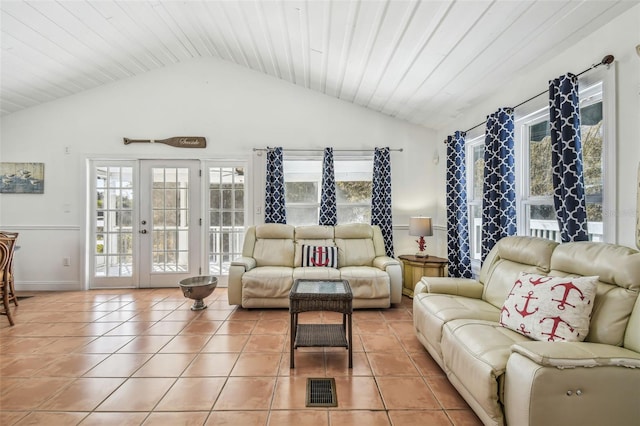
left=302, top=245, right=338, bottom=268
left=499, top=272, right=598, bottom=342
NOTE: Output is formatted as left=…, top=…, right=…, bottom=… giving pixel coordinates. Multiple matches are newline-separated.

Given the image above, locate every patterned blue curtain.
left=264, top=147, right=286, bottom=224
left=371, top=147, right=394, bottom=257
left=446, top=132, right=472, bottom=278
left=319, top=147, right=337, bottom=226
left=549, top=73, right=588, bottom=242
left=481, top=108, right=517, bottom=261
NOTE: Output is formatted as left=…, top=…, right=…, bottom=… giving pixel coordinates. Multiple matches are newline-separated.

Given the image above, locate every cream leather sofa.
left=413, top=236, right=640, bottom=426
left=228, top=223, right=402, bottom=309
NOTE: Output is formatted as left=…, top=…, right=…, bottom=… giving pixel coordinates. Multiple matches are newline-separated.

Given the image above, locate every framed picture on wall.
left=0, top=162, right=45, bottom=194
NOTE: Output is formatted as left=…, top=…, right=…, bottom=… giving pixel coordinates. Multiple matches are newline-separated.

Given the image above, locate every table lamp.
left=409, top=217, right=433, bottom=258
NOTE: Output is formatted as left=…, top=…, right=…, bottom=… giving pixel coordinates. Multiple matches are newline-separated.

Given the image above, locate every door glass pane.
left=94, top=166, right=133, bottom=277
left=208, top=166, right=245, bottom=275
left=151, top=167, right=189, bottom=273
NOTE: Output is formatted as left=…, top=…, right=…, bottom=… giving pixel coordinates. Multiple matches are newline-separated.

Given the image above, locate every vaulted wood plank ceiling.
left=0, top=0, right=633, bottom=129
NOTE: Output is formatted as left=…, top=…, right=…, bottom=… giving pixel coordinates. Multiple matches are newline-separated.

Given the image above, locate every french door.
left=89, top=160, right=201, bottom=288
left=138, top=160, right=201, bottom=287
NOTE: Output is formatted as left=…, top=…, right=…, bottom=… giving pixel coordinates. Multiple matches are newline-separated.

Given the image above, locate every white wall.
left=434, top=4, right=640, bottom=250
left=0, top=56, right=438, bottom=290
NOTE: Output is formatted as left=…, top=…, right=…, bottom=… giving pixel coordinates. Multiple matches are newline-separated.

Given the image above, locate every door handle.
left=139, top=229, right=147, bottom=234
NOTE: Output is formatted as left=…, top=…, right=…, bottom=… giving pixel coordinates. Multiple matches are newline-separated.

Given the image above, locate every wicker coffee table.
left=289, top=279, right=353, bottom=368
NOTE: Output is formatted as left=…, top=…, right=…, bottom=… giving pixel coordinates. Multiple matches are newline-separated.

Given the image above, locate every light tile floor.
left=0, top=288, right=482, bottom=426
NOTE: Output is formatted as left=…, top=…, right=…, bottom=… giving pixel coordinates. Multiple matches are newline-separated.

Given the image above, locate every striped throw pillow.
left=302, top=245, right=338, bottom=268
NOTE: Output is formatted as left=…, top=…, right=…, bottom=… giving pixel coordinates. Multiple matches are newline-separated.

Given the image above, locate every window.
left=284, top=157, right=373, bottom=226
left=465, top=74, right=614, bottom=260
left=466, top=136, right=484, bottom=261
left=522, top=82, right=605, bottom=242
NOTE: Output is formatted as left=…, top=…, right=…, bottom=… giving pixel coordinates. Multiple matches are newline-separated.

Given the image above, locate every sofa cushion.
left=481, top=236, right=558, bottom=309
left=550, top=241, right=640, bottom=346
left=242, top=266, right=294, bottom=300
left=339, top=266, right=389, bottom=300
left=255, top=223, right=295, bottom=239
left=334, top=223, right=374, bottom=239
left=442, top=319, right=532, bottom=426
left=253, top=239, right=295, bottom=267
left=413, top=294, right=500, bottom=366
left=252, top=224, right=295, bottom=267
left=293, top=267, right=341, bottom=280
left=500, top=272, right=598, bottom=342
left=335, top=239, right=376, bottom=267
left=550, top=242, right=640, bottom=291
left=334, top=223, right=377, bottom=267
left=293, top=225, right=335, bottom=266
left=301, top=245, right=338, bottom=268
left=294, top=225, right=335, bottom=240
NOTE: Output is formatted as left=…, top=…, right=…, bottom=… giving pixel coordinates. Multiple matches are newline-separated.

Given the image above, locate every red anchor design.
left=515, top=291, right=539, bottom=318
left=528, top=275, right=554, bottom=286
left=499, top=305, right=510, bottom=326
left=517, top=324, right=530, bottom=335
left=539, top=315, right=575, bottom=341
left=310, top=246, right=330, bottom=267
left=551, top=282, right=585, bottom=310
left=507, top=278, right=523, bottom=298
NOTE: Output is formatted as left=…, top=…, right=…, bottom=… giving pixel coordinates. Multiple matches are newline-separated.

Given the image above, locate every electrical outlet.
left=63, top=257, right=71, bottom=267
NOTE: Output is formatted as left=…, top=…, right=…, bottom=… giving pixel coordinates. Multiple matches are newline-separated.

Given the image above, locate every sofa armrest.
left=372, top=256, right=402, bottom=304
left=504, top=341, right=640, bottom=426
left=511, top=341, right=640, bottom=369
left=228, top=257, right=256, bottom=306
left=230, top=256, right=256, bottom=272
left=414, top=277, right=484, bottom=299
left=373, top=256, right=400, bottom=270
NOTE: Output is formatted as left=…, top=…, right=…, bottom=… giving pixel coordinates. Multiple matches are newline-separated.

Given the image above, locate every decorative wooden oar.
left=123, top=137, right=206, bottom=148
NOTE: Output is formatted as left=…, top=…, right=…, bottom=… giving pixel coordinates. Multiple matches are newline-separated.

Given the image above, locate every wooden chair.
left=0, top=232, right=18, bottom=306
left=0, top=240, right=14, bottom=325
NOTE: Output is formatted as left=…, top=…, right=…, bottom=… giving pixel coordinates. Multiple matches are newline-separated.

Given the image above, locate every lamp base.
left=415, top=252, right=429, bottom=258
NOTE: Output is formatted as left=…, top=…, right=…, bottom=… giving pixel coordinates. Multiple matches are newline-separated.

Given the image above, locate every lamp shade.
left=409, top=217, right=433, bottom=237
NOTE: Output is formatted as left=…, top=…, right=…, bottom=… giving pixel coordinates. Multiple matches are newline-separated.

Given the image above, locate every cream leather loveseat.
left=228, top=223, right=402, bottom=309
left=413, top=236, right=640, bottom=426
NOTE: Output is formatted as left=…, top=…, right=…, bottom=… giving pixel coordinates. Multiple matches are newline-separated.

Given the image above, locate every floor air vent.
left=306, top=378, right=337, bottom=407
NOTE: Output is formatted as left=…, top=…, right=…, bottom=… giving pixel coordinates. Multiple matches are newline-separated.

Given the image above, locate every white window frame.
left=465, top=64, right=617, bottom=266
left=465, top=133, right=484, bottom=269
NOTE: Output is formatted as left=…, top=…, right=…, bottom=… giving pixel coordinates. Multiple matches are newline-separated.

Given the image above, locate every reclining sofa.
left=413, top=236, right=640, bottom=426
left=228, top=223, right=402, bottom=309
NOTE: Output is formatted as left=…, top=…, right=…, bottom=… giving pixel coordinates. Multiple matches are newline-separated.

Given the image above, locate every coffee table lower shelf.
left=294, top=324, right=348, bottom=348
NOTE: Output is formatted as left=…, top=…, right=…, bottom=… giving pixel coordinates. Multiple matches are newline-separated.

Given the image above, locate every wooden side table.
left=398, top=255, right=447, bottom=298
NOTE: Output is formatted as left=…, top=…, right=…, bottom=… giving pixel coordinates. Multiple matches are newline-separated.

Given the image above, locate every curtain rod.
left=253, top=147, right=403, bottom=152
left=458, top=54, right=615, bottom=136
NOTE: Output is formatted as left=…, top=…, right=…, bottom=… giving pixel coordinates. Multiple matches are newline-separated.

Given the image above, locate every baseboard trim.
left=0, top=225, right=81, bottom=231
left=16, top=281, right=81, bottom=292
